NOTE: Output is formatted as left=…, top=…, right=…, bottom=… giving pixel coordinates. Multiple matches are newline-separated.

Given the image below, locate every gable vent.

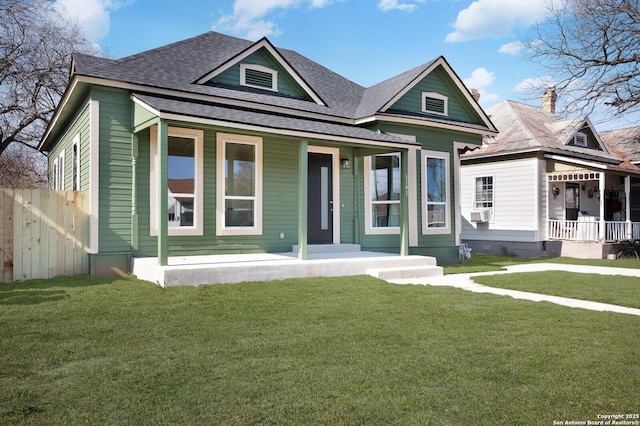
left=422, top=92, right=448, bottom=116
left=241, top=64, right=277, bottom=92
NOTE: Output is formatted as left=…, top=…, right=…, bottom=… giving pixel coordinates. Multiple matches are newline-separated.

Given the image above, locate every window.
left=72, top=135, right=80, bottom=191
left=422, top=151, right=450, bottom=233
left=422, top=92, right=448, bottom=116
left=240, top=63, right=277, bottom=92
left=216, top=133, right=263, bottom=235
left=364, top=153, right=401, bottom=234
left=475, top=176, right=494, bottom=209
left=573, top=132, right=587, bottom=147
left=150, top=126, right=204, bottom=236
left=52, top=151, right=65, bottom=190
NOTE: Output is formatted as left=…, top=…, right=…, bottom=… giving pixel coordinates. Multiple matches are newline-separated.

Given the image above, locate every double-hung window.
left=365, top=153, right=401, bottom=234
left=150, top=126, right=204, bottom=236
left=216, top=133, right=263, bottom=235
left=422, top=151, right=450, bottom=233
left=52, top=151, right=65, bottom=190
left=475, top=176, right=494, bottom=209
left=72, top=135, right=80, bottom=191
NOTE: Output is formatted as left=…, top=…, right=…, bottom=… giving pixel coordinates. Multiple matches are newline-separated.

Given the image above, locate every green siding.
left=210, top=49, right=312, bottom=100
left=47, top=100, right=91, bottom=191
left=94, top=88, right=133, bottom=252
left=390, top=65, right=484, bottom=125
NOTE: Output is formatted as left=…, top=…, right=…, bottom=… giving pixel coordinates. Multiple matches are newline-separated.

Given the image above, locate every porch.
left=131, top=244, right=442, bottom=287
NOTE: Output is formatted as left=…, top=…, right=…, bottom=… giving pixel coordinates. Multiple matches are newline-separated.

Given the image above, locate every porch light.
left=341, top=158, right=351, bottom=169
left=552, top=185, right=560, bottom=199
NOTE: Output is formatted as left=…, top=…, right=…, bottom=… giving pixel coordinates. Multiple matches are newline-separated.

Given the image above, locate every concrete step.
left=367, top=265, right=443, bottom=280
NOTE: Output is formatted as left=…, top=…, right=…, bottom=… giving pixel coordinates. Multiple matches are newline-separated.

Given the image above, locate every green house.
left=39, top=32, right=496, bottom=283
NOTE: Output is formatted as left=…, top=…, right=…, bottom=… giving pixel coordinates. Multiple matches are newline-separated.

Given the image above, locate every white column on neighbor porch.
left=625, top=175, right=632, bottom=239
left=599, top=172, right=606, bottom=241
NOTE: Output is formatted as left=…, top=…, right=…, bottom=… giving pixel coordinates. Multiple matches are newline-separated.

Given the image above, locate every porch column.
left=400, top=150, right=409, bottom=256
left=298, top=140, right=308, bottom=260
left=599, top=172, right=606, bottom=241
left=157, top=120, right=168, bottom=266
left=625, top=175, right=632, bottom=239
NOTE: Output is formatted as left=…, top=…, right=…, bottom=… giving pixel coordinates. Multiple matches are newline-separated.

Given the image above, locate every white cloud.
left=514, top=76, right=554, bottom=93
left=377, top=0, right=426, bottom=12
left=52, top=0, right=124, bottom=41
left=214, top=0, right=337, bottom=40
left=464, top=67, right=495, bottom=89
left=498, top=41, right=525, bottom=55
left=464, top=67, right=500, bottom=105
left=446, top=0, right=561, bottom=43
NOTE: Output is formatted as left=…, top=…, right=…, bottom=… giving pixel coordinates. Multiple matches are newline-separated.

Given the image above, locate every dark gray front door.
left=566, top=183, right=580, bottom=220
left=307, top=152, right=333, bottom=244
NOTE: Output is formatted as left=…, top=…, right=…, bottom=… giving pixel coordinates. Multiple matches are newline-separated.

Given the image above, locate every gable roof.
left=40, top=31, right=497, bottom=150
left=463, top=100, right=621, bottom=164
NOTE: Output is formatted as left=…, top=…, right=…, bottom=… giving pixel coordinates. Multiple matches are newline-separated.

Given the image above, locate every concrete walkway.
left=387, top=263, right=640, bottom=317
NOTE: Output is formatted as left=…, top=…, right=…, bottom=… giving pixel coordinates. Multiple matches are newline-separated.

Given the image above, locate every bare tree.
left=526, top=0, right=640, bottom=120
left=0, top=0, right=98, bottom=186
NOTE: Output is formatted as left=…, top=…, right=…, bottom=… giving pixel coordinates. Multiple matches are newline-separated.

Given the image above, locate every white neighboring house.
left=460, top=87, right=640, bottom=259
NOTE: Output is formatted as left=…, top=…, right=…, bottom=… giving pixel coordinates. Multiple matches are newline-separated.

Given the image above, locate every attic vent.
left=573, top=132, right=587, bottom=147
left=422, top=92, right=448, bottom=116
left=240, top=63, right=277, bottom=92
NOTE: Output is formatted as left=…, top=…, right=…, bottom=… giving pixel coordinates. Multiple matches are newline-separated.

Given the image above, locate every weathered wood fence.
left=1, top=189, right=89, bottom=282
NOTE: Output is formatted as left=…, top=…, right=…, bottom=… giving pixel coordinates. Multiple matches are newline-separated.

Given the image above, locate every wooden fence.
left=1, top=189, right=89, bottom=282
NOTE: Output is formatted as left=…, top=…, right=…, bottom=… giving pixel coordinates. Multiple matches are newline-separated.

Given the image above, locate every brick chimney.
left=541, top=85, right=557, bottom=114
left=470, top=88, right=480, bottom=102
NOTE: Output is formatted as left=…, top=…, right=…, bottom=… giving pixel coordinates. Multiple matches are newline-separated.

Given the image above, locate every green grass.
left=1, top=274, right=639, bottom=425
left=443, top=254, right=640, bottom=274
left=472, top=271, right=640, bottom=309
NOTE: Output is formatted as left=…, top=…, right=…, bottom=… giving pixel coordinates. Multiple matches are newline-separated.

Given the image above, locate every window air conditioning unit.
left=470, top=209, right=491, bottom=223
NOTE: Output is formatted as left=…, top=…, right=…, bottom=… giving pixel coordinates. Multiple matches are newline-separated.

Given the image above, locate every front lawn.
left=472, top=271, right=640, bottom=309
left=1, top=274, right=638, bottom=425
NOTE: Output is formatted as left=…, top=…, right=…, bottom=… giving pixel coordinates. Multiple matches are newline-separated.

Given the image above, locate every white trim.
left=150, top=126, right=204, bottom=236
left=89, top=100, right=100, bottom=253
left=308, top=146, right=341, bottom=243
left=422, top=150, right=451, bottom=235
left=216, top=133, right=263, bottom=236
left=422, top=92, right=448, bottom=116
left=364, top=153, right=401, bottom=235
left=355, top=113, right=497, bottom=137
left=453, top=142, right=476, bottom=245
left=240, top=63, right=277, bottom=92
left=573, top=131, right=587, bottom=147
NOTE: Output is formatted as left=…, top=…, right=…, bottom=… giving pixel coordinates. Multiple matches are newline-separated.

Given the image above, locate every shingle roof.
left=464, top=100, right=621, bottom=163
left=133, top=93, right=419, bottom=146
left=600, top=127, right=640, bottom=164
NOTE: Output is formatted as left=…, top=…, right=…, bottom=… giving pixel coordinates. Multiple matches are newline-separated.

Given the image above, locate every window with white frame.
left=422, top=92, right=448, bottom=116
left=422, top=151, right=450, bottom=233
left=364, top=153, right=401, bottom=234
left=52, top=151, right=65, bottom=190
left=573, top=132, right=587, bottom=147
left=240, top=63, right=278, bottom=92
left=150, top=126, right=204, bottom=236
left=475, top=176, right=494, bottom=209
left=72, top=135, right=80, bottom=191
left=216, top=133, right=263, bottom=235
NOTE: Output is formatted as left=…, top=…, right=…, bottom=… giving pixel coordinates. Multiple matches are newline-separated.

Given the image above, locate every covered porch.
left=546, top=166, right=640, bottom=243
left=131, top=244, right=442, bottom=287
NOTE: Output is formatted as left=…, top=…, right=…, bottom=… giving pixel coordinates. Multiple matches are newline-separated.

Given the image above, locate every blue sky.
left=51, top=0, right=630, bottom=131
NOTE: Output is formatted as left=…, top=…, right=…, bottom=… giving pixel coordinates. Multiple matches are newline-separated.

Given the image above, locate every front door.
left=307, top=152, right=333, bottom=244
left=565, top=183, right=580, bottom=220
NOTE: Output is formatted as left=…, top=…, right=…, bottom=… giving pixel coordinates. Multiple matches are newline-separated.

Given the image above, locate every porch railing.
left=547, top=219, right=640, bottom=241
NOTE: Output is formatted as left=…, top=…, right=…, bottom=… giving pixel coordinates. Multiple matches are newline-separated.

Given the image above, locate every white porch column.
left=599, top=172, right=606, bottom=241
left=625, top=175, right=632, bottom=239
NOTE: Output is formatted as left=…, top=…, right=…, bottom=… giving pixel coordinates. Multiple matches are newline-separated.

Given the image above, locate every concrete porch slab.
left=131, top=250, right=441, bottom=287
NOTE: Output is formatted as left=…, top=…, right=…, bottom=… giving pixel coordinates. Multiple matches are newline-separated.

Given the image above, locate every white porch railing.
left=547, top=220, right=640, bottom=241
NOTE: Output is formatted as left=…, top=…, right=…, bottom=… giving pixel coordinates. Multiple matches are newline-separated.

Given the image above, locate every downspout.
left=131, top=134, right=138, bottom=252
